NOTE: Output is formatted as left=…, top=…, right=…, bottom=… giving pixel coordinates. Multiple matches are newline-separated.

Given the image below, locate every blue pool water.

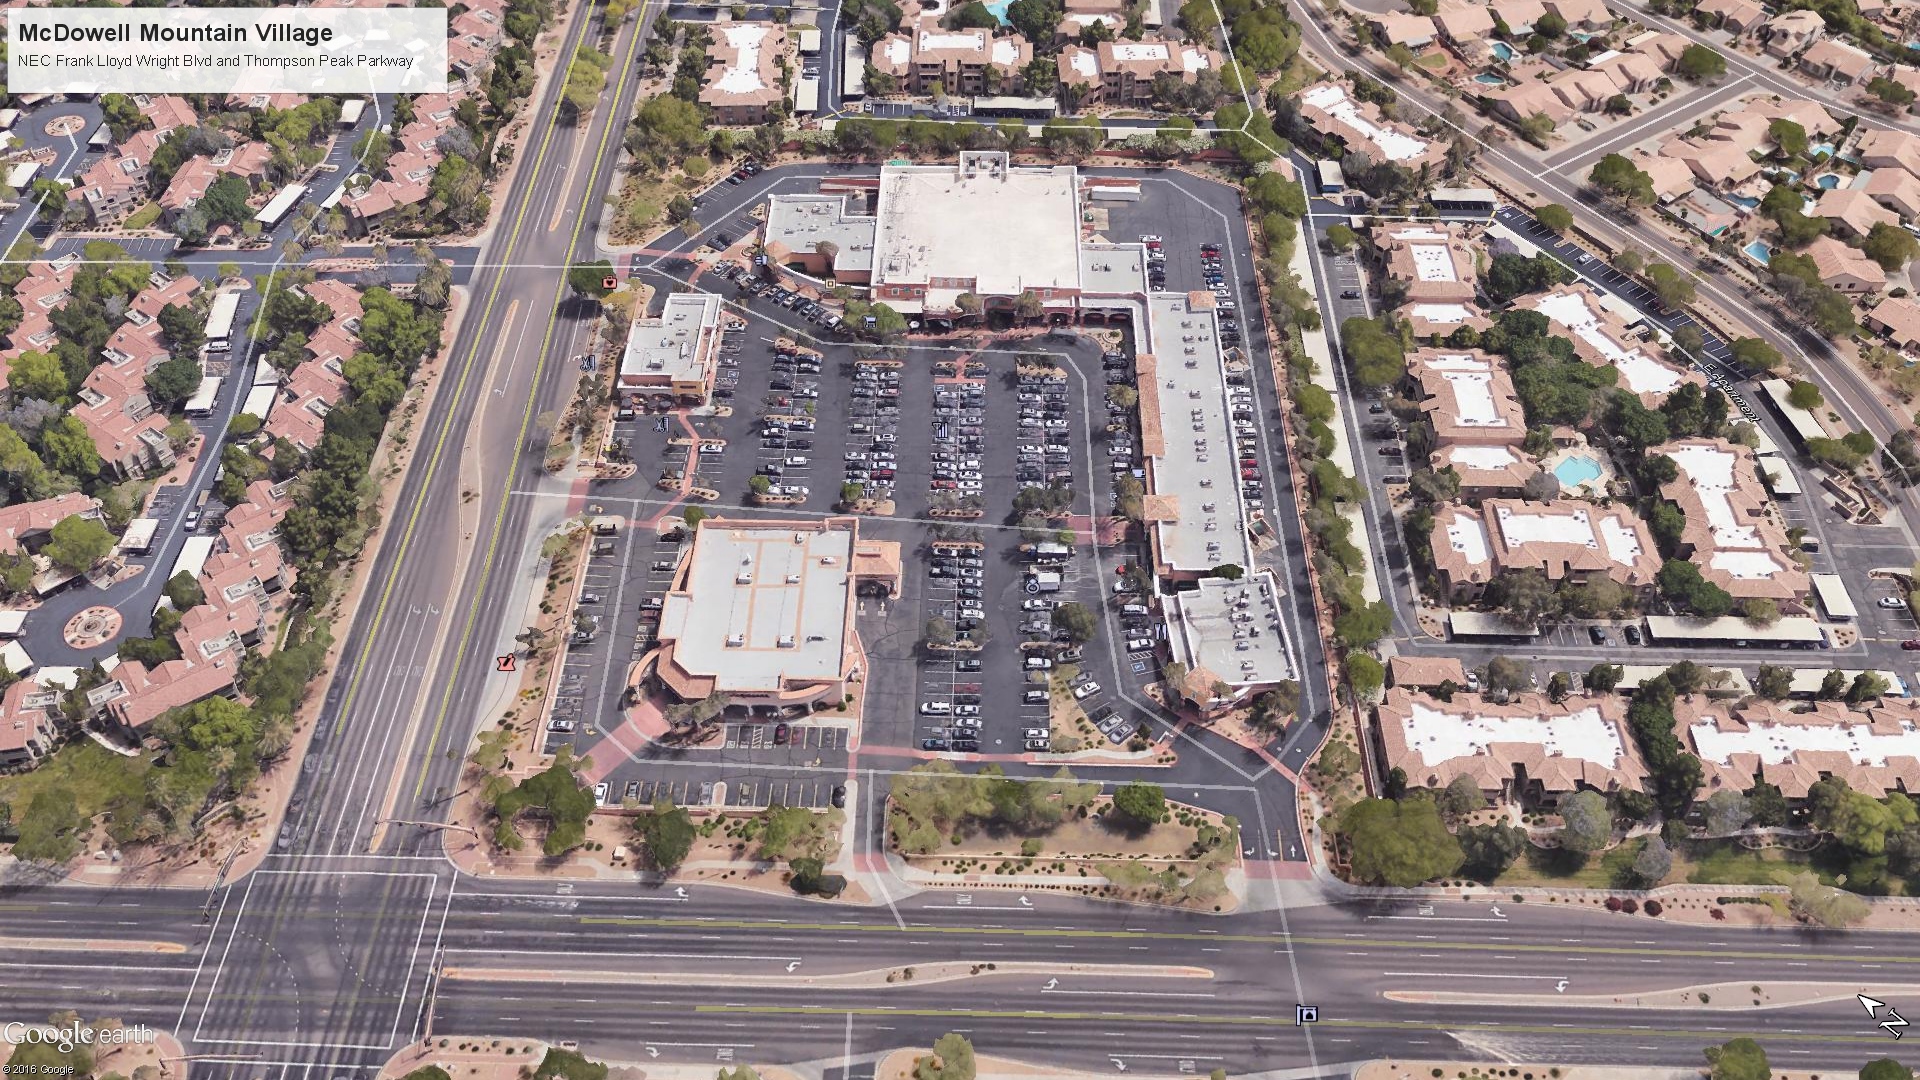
left=1553, top=455, right=1603, bottom=487
left=1491, top=41, right=1516, bottom=62
left=1725, top=193, right=1759, bottom=209
left=1474, top=73, right=1507, bottom=85
left=1569, top=30, right=1595, bottom=41
left=984, top=0, right=1011, bottom=22
left=1744, top=239, right=1773, bottom=265
left=1816, top=173, right=1841, bottom=189
left=1811, top=141, right=1836, bottom=157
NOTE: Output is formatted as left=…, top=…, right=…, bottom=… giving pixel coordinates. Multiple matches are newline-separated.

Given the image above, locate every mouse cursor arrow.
left=1864, top=995, right=1889, bottom=1017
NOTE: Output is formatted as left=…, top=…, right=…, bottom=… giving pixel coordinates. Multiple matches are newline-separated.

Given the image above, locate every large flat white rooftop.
left=873, top=153, right=1081, bottom=296
left=1301, top=82, right=1432, bottom=163
left=656, top=523, right=855, bottom=694
left=1691, top=716, right=1920, bottom=767
left=1145, top=292, right=1254, bottom=573
left=619, top=293, right=722, bottom=386
left=1166, top=575, right=1294, bottom=690
left=1531, top=289, right=1685, bottom=397
left=1403, top=698, right=1631, bottom=770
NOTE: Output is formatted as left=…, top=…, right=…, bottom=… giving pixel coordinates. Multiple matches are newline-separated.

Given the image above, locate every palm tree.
left=1015, top=290, right=1044, bottom=321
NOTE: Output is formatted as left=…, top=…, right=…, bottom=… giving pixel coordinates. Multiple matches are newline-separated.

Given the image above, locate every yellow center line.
left=408, top=3, right=654, bottom=806
left=328, top=9, right=606, bottom=747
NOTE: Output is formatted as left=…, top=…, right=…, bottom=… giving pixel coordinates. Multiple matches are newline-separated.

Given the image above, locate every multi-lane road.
left=4, top=4, right=1920, bottom=1079
left=7, top=871, right=1920, bottom=1075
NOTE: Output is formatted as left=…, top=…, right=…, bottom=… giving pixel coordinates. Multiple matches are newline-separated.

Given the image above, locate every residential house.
left=1866, top=295, right=1920, bottom=347
left=1487, top=80, right=1579, bottom=127
left=1697, top=0, right=1766, bottom=34
left=1490, top=0, right=1548, bottom=33
left=1762, top=9, right=1826, bottom=57
left=869, top=18, right=1032, bottom=96
left=1865, top=166, right=1920, bottom=219
left=1433, top=3, right=1496, bottom=53
left=1857, top=127, right=1920, bottom=176
left=1800, top=38, right=1876, bottom=84
left=1373, top=223, right=1478, bottom=303
left=1635, top=151, right=1698, bottom=203
left=1660, top=134, right=1763, bottom=188
left=699, top=22, right=789, bottom=126
left=1591, top=49, right=1665, bottom=93
left=1805, top=234, right=1887, bottom=292
left=158, top=156, right=221, bottom=226
left=1544, top=0, right=1612, bottom=30
left=1549, top=67, right=1625, bottom=112
left=1628, top=31, right=1689, bottom=69
left=1812, top=187, right=1899, bottom=238
left=1370, top=13, right=1439, bottom=47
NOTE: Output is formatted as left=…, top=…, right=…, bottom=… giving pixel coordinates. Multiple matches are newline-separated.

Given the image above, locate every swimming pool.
left=1553, top=455, right=1603, bottom=487
left=984, top=0, right=1011, bottom=22
left=1811, top=141, right=1836, bottom=157
left=1491, top=41, right=1516, bottom=62
left=1816, top=174, right=1841, bottom=189
left=1474, top=73, right=1507, bottom=85
left=1744, top=239, right=1773, bottom=265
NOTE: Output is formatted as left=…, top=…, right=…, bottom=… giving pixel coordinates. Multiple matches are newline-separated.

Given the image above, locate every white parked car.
left=1881, top=596, right=1910, bottom=609
left=1073, top=681, right=1102, bottom=700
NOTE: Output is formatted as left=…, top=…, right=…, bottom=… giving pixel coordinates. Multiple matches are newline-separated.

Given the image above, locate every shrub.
left=1604, top=896, right=1623, bottom=911
left=1620, top=898, right=1639, bottom=914
left=1643, top=899, right=1663, bottom=916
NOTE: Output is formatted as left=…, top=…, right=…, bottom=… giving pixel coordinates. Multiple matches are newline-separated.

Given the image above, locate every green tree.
left=1865, top=222, right=1920, bottom=270
left=1341, top=798, right=1463, bottom=886
left=1644, top=262, right=1696, bottom=309
left=43, top=515, right=114, bottom=573
left=1586, top=663, right=1623, bottom=693
left=1439, top=774, right=1486, bottom=819
left=1557, top=788, right=1612, bottom=854
left=635, top=798, right=696, bottom=871
left=1347, top=651, right=1386, bottom=697
left=1457, top=822, right=1528, bottom=878
left=145, top=355, right=205, bottom=410
left=1341, top=316, right=1406, bottom=390
left=1050, top=601, right=1097, bottom=643
left=1755, top=664, right=1794, bottom=700
left=756, top=803, right=826, bottom=860
left=1658, top=559, right=1734, bottom=618
left=1325, top=223, right=1358, bottom=251
left=1768, top=118, right=1809, bottom=158
left=11, top=785, right=83, bottom=863
left=567, top=261, right=615, bottom=298
left=1787, top=380, right=1825, bottom=410
left=1588, top=153, right=1656, bottom=205
left=1675, top=43, right=1727, bottom=80
left=1860, top=1060, right=1913, bottom=1080
left=7, top=350, right=68, bottom=401
left=914, top=1034, right=977, bottom=1080
left=1535, top=203, right=1574, bottom=235
left=1631, top=835, right=1673, bottom=885
left=1111, top=781, right=1167, bottom=827
left=1786, top=870, right=1869, bottom=927
left=40, top=415, right=103, bottom=481
left=1704, top=788, right=1751, bottom=836
left=1729, top=337, right=1784, bottom=372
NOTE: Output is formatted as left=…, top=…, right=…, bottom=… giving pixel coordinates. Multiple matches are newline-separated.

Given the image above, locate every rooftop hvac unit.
left=786, top=574, right=801, bottom=584
left=726, top=634, right=746, bottom=647
left=778, top=635, right=797, bottom=648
